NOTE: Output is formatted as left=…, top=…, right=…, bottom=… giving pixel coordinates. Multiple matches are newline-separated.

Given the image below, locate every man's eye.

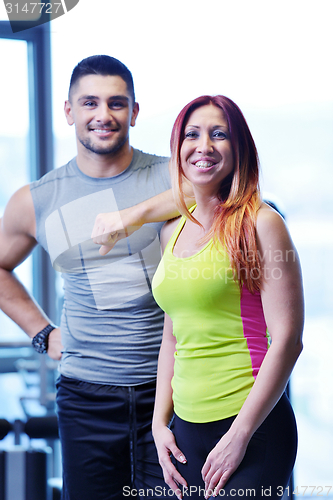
left=84, top=101, right=96, bottom=107
left=110, top=102, right=125, bottom=109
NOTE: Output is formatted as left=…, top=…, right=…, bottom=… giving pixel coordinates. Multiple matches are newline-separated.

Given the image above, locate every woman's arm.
left=202, top=206, right=304, bottom=497
left=151, top=218, right=188, bottom=499
left=152, top=313, right=187, bottom=499
left=91, top=182, right=195, bottom=256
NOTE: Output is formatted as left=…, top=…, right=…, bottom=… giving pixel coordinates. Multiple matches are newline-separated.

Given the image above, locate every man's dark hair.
left=69, top=55, right=135, bottom=104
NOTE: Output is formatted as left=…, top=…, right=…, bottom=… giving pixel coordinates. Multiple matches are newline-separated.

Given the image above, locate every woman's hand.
left=91, top=208, right=142, bottom=256
left=153, top=425, right=188, bottom=499
left=201, top=430, right=248, bottom=498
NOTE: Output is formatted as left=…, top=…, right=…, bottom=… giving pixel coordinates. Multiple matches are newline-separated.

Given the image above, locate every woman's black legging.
left=173, top=392, right=297, bottom=500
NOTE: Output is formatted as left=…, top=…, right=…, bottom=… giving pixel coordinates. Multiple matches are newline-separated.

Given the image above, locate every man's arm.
left=92, top=182, right=195, bottom=256
left=0, top=185, right=62, bottom=360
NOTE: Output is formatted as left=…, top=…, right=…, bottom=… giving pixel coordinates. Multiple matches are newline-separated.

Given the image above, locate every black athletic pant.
left=56, top=375, right=173, bottom=500
left=174, top=393, right=297, bottom=499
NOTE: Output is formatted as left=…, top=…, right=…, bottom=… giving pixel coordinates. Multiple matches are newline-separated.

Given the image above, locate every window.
left=0, top=38, right=32, bottom=342
left=0, top=21, right=56, bottom=336
left=0, top=21, right=57, bottom=410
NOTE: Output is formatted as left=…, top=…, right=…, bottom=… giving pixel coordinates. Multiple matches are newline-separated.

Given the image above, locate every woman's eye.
left=184, top=131, right=198, bottom=139
left=213, top=130, right=227, bottom=139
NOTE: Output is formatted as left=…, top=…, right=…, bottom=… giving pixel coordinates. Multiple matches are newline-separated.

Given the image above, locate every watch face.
left=32, top=332, right=48, bottom=353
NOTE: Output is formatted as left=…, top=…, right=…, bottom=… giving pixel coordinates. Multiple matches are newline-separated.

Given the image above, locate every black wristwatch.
left=32, top=324, right=56, bottom=354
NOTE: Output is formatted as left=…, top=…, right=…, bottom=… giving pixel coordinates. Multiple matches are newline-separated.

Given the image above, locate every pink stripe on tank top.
left=240, top=287, right=268, bottom=379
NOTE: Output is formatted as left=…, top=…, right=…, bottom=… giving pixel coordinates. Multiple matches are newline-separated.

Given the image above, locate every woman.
left=151, top=96, right=304, bottom=499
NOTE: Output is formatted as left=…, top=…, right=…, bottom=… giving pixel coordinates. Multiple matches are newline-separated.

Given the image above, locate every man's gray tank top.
left=30, top=149, right=171, bottom=385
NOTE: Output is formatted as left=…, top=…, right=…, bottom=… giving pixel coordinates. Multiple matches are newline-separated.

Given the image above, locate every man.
left=0, top=55, right=186, bottom=499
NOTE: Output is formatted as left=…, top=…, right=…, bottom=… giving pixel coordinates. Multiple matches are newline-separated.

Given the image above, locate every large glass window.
left=252, top=102, right=333, bottom=489
left=0, top=20, right=56, bottom=418
left=0, top=18, right=56, bottom=327
left=0, top=38, right=32, bottom=342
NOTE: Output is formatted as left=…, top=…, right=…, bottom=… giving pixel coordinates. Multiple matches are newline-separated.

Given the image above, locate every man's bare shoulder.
left=1, top=185, right=36, bottom=239
left=0, top=185, right=37, bottom=271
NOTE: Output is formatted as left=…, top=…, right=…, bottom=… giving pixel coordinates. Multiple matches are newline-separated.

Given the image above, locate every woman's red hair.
left=170, top=95, right=262, bottom=293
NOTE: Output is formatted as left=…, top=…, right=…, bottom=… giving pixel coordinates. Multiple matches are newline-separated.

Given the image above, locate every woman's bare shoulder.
left=257, top=202, right=287, bottom=232
left=160, top=217, right=182, bottom=252
left=256, top=202, right=294, bottom=254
